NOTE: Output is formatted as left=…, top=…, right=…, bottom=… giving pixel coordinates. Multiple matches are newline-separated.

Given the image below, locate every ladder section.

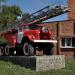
left=2, top=5, right=69, bottom=32
left=30, top=5, right=68, bottom=23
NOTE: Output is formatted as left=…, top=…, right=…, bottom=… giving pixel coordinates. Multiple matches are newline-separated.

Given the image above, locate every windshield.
left=18, top=25, right=48, bottom=31
left=29, top=25, right=42, bottom=30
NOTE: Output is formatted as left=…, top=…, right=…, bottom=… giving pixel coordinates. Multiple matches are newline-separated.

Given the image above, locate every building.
left=37, top=0, right=75, bottom=58
left=38, top=19, right=75, bottom=58
left=68, top=0, right=75, bottom=20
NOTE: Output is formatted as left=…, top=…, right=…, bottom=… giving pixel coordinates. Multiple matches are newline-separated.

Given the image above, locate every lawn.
left=0, top=59, right=75, bottom=75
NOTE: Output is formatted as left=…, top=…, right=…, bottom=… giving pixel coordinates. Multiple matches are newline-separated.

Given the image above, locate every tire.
left=23, top=42, right=34, bottom=56
left=0, top=46, right=4, bottom=56
left=43, top=43, right=54, bottom=55
left=5, top=46, right=10, bottom=56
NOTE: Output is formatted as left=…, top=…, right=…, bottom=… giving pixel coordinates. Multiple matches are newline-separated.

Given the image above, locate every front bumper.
left=33, top=40, right=57, bottom=43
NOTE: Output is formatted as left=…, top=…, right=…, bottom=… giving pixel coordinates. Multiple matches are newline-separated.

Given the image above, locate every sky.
left=5, top=0, right=68, bottom=22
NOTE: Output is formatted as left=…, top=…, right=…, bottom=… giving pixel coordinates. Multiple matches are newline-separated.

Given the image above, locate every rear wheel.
left=23, top=41, right=34, bottom=56
left=0, top=46, right=4, bottom=56
left=4, top=46, right=10, bottom=56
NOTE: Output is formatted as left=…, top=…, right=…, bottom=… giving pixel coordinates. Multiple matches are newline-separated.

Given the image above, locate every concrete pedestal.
left=0, top=55, right=65, bottom=71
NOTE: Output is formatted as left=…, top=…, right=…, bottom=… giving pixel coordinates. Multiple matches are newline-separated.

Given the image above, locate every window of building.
left=60, top=37, right=75, bottom=48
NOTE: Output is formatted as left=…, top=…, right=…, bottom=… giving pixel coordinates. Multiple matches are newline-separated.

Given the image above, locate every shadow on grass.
left=0, top=56, right=36, bottom=70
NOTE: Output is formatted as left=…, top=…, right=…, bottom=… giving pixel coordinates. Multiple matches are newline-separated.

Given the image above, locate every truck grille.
left=40, top=32, right=49, bottom=40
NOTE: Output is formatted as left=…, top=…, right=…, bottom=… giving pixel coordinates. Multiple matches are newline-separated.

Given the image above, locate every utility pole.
left=56, top=22, right=60, bottom=55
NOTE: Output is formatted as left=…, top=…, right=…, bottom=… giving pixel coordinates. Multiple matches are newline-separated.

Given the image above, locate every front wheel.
left=43, top=43, right=54, bottom=55
left=23, top=42, right=34, bottom=56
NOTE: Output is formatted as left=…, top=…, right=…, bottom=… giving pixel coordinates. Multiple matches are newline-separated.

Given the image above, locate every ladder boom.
left=2, top=5, right=69, bottom=32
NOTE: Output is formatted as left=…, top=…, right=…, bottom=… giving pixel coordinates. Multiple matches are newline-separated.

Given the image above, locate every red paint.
left=3, top=32, right=16, bottom=47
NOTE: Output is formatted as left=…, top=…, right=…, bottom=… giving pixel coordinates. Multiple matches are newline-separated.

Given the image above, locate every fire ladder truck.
left=0, top=5, right=68, bottom=56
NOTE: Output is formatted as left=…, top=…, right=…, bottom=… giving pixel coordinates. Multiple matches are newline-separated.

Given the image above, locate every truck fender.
left=22, top=35, right=34, bottom=42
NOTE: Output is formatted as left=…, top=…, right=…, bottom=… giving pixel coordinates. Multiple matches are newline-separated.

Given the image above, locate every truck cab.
left=16, top=25, right=57, bottom=55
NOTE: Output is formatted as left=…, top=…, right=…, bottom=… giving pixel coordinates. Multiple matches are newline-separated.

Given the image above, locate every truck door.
left=17, top=27, right=23, bottom=43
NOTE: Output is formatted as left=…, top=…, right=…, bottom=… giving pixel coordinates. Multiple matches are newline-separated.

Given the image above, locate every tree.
left=2, top=5, right=22, bottom=17
left=0, top=5, right=22, bottom=30
left=11, top=5, right=22, bottom=16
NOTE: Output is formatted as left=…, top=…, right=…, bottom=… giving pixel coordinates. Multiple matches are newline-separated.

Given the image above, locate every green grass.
left=0, top=59, right=75, bottom=75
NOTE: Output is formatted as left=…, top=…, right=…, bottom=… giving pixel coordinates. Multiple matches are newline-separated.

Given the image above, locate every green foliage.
left=0, top=1, right=31, bottom=31
left=0, top=2, right=31, bottom=31
left=10, top=5, right=22, bottom=16
left=0, top=5, right=22, bottom=31
left=2, top=5, right=22, bottom=16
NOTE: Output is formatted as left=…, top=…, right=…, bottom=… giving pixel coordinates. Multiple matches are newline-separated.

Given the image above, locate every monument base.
left=0, top=55, right=65, bottom=72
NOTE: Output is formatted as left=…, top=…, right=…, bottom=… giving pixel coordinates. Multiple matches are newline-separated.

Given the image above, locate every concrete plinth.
left=0, top=55, right=65, bottom=71
left=36, top=55, right=65, bottom=71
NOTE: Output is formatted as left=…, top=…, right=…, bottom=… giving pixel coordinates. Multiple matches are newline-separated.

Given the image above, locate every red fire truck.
left=0, top=5, right=68, bottom=56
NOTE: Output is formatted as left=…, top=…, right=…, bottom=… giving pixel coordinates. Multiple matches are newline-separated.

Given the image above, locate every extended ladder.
left=2, top=5, right=69, bottom=33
